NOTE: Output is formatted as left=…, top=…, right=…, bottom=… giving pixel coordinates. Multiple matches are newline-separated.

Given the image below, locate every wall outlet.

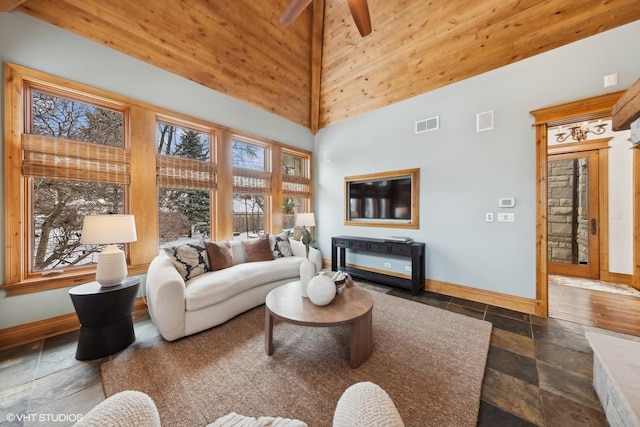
left=404, top=266, right=412, bottom=272
left=485, top=212, right=494, bottom=222
left=384, top=262, right=392, bottom=269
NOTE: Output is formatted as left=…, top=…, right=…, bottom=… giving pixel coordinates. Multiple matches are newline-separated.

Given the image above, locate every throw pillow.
left=242, top=235, right=274, bottom=262
left=269, top=230, right=293, bottom=258
left=164, top=240, right=209, bottom=281
left=206, top=241, right=233, bottom=271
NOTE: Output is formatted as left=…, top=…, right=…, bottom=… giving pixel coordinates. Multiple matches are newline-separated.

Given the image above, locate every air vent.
left=415, top=116, right=439, bottom=134
left=476, top=110, right=494, bottom=132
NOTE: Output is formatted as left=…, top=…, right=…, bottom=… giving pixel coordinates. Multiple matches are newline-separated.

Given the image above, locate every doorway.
left=531, top=92, right=640, bottom=337
left=547, top=150, right=600, bottom=279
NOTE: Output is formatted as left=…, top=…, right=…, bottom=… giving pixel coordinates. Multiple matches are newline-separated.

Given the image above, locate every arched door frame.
left=530, top=90, right=639, bottom=316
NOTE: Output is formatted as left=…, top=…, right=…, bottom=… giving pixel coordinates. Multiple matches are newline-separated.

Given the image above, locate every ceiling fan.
left=280, top=0, right=372, bottom=37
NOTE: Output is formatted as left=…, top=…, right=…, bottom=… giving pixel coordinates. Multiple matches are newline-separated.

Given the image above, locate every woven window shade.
left=233, top=167, right=271, bottom=195
left=282, top=174, right=311, bottom=198
left=22, top=134, right=130, bottom=184
left=157, top=155, right=217, bottom=190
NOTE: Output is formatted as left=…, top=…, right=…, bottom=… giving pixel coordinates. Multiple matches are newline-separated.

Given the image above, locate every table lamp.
left=80, top=214, right=137, bottom=287
left=295, top=213, right=316, bottom=237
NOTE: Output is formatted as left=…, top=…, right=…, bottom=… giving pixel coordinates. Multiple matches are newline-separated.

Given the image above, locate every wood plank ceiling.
left=5, top=0, right=640, bottom=133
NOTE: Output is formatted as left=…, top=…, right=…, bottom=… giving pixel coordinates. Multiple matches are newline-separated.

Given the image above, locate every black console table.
left=331, top=236, right=425, bottom=295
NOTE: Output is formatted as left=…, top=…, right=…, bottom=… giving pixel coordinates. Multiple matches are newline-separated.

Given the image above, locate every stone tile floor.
left=2, top=282, right=638, bottom=426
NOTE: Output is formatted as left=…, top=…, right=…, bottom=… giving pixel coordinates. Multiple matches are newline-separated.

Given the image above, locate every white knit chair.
left=333, top=382, right=405, bottom=427
left=76, top=383, right=402, bottom=426
left=73, top=390, right=161, bottom=427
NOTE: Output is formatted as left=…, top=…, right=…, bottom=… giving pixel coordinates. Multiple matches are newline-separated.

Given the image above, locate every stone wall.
left=547, top=158, right=589, bottom=264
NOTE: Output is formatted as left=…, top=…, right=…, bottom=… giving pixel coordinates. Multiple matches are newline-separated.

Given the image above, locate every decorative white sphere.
left=307, top=272, right=336, bottom=306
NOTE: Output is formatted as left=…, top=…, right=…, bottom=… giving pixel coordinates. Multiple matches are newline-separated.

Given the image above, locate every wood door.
left=547, top=150, right=600, bottom=279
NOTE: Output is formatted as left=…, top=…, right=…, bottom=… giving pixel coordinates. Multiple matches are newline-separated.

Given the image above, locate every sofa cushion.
left=184, top=256, right=304, bottom=311
left=242, top=235, right=274, bottom=262
left=206, top=241, right=233, bottom=271
left=269, top=231, right=293, bottom=258
left=163, top=240, right=209, bottom=281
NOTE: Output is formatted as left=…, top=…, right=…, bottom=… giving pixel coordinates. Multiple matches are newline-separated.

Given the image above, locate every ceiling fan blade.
left=346, top=0, right=372, bottom=37
left=280, top=0, right=313, bottom=25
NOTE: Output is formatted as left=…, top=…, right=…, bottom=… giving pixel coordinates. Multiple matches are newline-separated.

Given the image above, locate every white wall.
left=314, top=20, right=640, bottom=299
left=0, top=12, right=313, bottom=329
left=608, top=130, right=633, bottom=274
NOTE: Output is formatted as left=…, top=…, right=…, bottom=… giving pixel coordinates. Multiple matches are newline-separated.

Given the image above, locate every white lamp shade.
left=80, top=214, right=136, bottom=287
left=295, top=213, right=316, bottom=227
left=80, top=215, right=137, bottom=245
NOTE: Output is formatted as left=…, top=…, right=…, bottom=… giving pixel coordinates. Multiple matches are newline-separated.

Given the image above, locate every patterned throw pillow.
left=242, top=235, right=274, bottom=262
left=164, top=240, right=209, bottom=281
left=269, top=231, right=293, bottom=258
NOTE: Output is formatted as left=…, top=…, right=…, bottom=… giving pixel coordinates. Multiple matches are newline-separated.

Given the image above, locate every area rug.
left=101, top=291, right=492, bottom=426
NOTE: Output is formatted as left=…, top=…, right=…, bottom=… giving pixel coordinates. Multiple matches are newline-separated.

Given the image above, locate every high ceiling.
left=4, top=0, right=640, bottom=133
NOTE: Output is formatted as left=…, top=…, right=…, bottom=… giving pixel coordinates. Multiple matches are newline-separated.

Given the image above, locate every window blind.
left=282, top=174, right=311, bottom=198
left=233, top=167, right=271, bottom=195
left=157, top=154, right=217, bottom=190
left=21, top=134, right=130, bottom=184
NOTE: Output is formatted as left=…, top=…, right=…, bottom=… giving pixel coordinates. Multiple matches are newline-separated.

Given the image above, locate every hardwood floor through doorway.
left=549, top=278, right=640, bottom=337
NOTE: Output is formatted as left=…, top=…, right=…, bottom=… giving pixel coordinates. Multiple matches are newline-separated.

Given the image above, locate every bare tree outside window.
left=157, top=122, right=212, bottom=246
left=30, top=90, right=125, bottom=272
left=232, top=139, right=264, bottom=170
left=232, top=140, right=268, bottom=240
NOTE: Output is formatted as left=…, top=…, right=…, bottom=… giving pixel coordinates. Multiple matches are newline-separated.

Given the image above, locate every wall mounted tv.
left=344, top=168, right=419, bottom=229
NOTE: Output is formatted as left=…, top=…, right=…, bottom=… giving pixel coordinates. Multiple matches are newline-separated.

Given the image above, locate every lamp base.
left=96, top=245, right=128, bottom=287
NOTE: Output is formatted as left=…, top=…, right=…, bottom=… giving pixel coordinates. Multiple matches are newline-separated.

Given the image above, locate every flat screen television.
left=344, top=168, right=419, bottom=229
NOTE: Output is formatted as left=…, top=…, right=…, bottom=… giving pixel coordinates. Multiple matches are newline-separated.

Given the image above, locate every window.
left=25, top=87, right=128, bottom=274
left=282, top=151, right=311, bottom=232
left=156, top=120, right=215, bottom=246
left=232, top=138, right=270, bottom=240
left=4, top=63, right=312, bottom=296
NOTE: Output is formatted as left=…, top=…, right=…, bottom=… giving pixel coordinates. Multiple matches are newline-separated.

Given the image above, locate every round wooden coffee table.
left=265, top=280, right=374, bottom=368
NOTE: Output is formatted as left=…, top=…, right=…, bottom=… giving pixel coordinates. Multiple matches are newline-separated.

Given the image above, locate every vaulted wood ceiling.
left=4, top=0, right=640, bottom=133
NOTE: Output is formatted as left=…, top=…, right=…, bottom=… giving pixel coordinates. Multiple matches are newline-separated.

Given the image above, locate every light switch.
left=497, top=213, right=515, bottom=222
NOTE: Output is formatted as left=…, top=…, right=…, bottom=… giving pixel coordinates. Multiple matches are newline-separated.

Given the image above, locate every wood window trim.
left=3, top=63, right=313, bottom=296
left=280, top=148, right=313, bottom=233
left=3, top=64, right=136, bottom=296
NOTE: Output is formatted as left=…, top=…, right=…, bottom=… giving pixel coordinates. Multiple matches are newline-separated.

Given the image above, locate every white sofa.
left=146, top=238, right=322, bottom=341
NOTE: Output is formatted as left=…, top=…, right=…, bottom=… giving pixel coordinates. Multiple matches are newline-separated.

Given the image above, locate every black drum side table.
left=69, top=276, right=141, bottom=360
